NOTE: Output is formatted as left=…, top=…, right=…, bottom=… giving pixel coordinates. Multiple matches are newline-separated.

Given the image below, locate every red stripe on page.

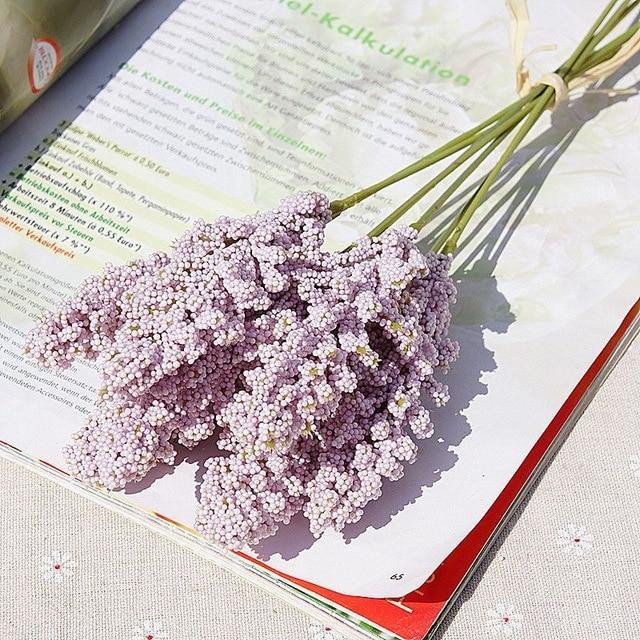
left=39, top=459, right=67, bottom=474
left=0, top=440, right=21, bottom=452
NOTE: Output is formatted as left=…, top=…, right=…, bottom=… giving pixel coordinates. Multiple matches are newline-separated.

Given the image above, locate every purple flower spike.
left=26, top=192, right=457, bottom=547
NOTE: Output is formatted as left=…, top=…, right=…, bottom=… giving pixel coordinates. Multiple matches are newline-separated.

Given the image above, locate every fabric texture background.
left=1, top=337, right=638, bottom=640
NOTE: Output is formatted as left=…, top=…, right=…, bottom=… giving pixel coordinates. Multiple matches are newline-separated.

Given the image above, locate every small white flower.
left=40, top=551, right=76, bottom=583
left=556, top=524, right=594, bottom=557
left=130, top=620, right=166, bottom=640
left=630, top=455, right=640, bottom=479
left=308, top=620, right=346, bottom=640
left=486, top=604, right=523, bottom=636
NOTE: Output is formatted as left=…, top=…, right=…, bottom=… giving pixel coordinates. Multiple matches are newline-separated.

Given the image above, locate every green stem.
left=411, top=131, right=510, bottom=233
left=572, top=22, right=640, bottom=75
left=430, top=0, right=624, bottom=254
left=365, top=107, right=532, bottom=238
left=365, top=136, right=494, bottom=238
left=580, top=0, right=638, bottom=59
left=331, top=0, right=637, bottom=258
left=434, top=86, right=555, bottom=254
left=329, top=88, right=543, bottom=216
left=557, top=0, right=622, bottom=76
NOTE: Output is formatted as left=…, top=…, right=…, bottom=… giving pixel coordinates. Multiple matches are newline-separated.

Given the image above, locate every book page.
left=1, top=0, right=638, bottom=598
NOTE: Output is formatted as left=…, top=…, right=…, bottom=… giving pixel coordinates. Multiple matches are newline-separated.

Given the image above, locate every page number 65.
left=390, top=573, right=404, bottom=580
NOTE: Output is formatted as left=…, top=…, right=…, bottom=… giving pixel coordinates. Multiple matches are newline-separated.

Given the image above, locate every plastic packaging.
left=0, top=0, right=140, bottom=131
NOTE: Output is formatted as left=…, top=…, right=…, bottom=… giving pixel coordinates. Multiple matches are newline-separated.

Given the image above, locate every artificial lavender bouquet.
left=26, top=1, right=640, bottom=548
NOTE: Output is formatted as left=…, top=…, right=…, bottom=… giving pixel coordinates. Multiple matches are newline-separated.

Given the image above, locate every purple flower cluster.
left=26, top=192, right=458, bottom=548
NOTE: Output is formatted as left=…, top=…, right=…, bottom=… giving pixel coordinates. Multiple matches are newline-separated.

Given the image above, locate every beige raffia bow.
left=506, top=0, right=640, bottom=109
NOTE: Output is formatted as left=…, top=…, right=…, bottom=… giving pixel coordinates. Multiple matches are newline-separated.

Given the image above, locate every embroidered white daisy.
left=308, top=620, right=346, bottom=640
left=556, top=524, right=594, bottom=557
left=130, top=620, right=166, bottom=640
left=630, top=454, right=640, bottom=479
left=486, top=604, right=523, bottom=636
left=40, top=551, right=76, bottom=583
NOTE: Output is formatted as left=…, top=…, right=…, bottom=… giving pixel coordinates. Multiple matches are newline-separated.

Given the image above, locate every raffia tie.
left=506, top=0, right=640, bottom=110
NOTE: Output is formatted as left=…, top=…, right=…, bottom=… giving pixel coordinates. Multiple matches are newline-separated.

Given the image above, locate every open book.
left=1, top=1, right=638, bottom=639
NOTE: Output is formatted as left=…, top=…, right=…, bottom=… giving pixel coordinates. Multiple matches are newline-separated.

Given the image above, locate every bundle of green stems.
left=330, top=0, right=639, bottom=254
